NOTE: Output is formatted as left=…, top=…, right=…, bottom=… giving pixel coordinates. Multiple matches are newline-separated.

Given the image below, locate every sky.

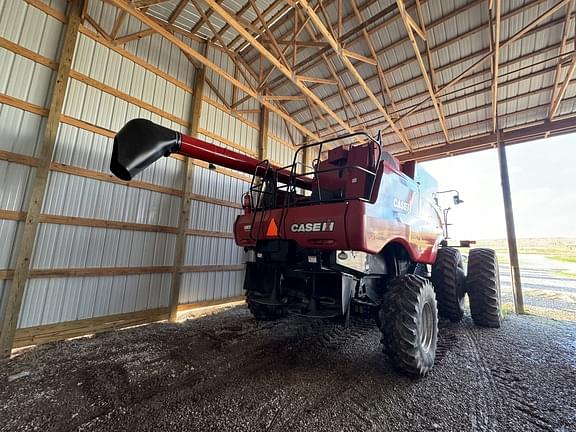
left=421, top=134, right=576, bottom=240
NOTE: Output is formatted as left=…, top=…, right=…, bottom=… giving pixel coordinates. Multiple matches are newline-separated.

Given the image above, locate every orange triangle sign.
left=266, top=218, right=279, bottom=237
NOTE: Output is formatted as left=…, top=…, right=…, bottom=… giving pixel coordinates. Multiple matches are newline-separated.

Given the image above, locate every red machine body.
left=231, top=141, right=443, bottom=265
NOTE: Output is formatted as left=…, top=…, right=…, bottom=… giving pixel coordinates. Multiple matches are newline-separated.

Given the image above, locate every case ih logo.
left=291, top=221, right=335, bottom=233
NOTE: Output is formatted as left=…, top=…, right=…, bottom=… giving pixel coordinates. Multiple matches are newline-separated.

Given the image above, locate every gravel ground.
left=1, top=305, right=575, bottom=432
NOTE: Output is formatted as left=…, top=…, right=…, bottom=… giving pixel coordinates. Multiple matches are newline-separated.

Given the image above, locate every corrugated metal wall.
left=0, top=0, right=303, bottom=336
left=0, top=0, right=65, bottom=323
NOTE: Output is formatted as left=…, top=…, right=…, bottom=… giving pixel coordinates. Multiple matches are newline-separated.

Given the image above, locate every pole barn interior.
left=0, top=0, right=575, bottom=357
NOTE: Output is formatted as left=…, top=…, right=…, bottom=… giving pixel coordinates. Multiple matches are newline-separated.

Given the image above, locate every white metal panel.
left=200, top=101, right=259, bottom=154
left=42, top=171, right=181, bottom=226
left=184, top=235, right=244, bottom=267
left=0, top=106, right=45, bottom=156
left=0, top=220, right=21, bottom=268
left=0, top=161, right=34, bottom=212
left=179, top=270, right=244, bottom=304
left=188, top=200, right=240, bottom=233
left=32, top=225, right=176, bottom=269
left=191, top=165, right=250, bottom=203
left=0, top=0, right=64, bottom=61
left=17, top=273, right=172, bottom=328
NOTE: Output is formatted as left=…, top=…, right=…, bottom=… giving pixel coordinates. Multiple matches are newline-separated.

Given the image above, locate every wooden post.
left=168, top=50, right=207, bottom=322
left=258, top=104, right=269, bottom=160
left=496, top=130, right=525, bottom=314
left=0, top=0, right=85, bottom=359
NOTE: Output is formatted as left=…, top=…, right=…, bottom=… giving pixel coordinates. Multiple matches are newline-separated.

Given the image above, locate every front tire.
left=466, top=249, right=501, bottom=328
left=431, top=247, right=466, bottom=322
left=379, top=275, right=438, bottom=376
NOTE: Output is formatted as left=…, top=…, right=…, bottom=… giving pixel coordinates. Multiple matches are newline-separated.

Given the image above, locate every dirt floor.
left=1, top=305, right=575, bottom=432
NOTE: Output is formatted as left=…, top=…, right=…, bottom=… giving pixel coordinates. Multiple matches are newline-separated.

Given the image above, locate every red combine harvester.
left=111, top=119, right=501, bottom=376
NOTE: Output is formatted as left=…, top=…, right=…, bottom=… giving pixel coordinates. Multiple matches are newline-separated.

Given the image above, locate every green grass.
left=556, top=271, right=576, bottom=279
left=548, top=255, right=576, bottom=264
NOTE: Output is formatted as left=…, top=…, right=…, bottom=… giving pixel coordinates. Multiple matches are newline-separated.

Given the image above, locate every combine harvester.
left=111, top=119, right=501, bottom=376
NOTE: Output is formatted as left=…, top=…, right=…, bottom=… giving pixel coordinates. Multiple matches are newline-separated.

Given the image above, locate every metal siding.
left=17, top=273, right=172, bottom=328
left=179, top=270, right=244, bottom=304
left=0, top=2, right=197, bottom=331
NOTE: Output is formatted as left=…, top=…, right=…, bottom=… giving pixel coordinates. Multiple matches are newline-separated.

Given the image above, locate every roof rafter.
left=488, top=0, right=502, bottom=132
left=396, top=0, right=450, bottom=143
left=202, top=0, right=356, bottom=134
left=296, top=0, right=411, bottom=149
left=106, top=0, right=319, bottom=140
left=550, top=0, right=575, bottom=119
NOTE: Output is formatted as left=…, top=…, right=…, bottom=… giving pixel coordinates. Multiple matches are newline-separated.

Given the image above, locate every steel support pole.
left=496, top=131, right=525, bottom=314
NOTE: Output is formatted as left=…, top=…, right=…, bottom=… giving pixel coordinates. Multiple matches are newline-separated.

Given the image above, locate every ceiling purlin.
left=548, top=0, right=575, bottom=120
left=189, top=0, right=258, bottom=97
left=231, top=5, right=320, bottom=110
left=256, top=0, right=395, bottom=92
left=396, top=0, right=450, bottom=144
left=291, top=0, right=543, bottom=124
left=297, top=0, right=412, bottom=150
left=293, top=5, right=367, bottom=133
left=202, top=0, right=357, bottom=134
left=314, top=39, right=575, bottom=137
left=349, top=0, right=409, bottom=141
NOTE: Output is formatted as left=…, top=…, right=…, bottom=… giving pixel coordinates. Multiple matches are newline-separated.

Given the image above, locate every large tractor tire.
left=431, top=247, right=466, bottom=322
left=466, top=248, right=501, bottom=328
left=379, top=275, right=438, bottom=376
left=247, top=300, right=287, bottom=321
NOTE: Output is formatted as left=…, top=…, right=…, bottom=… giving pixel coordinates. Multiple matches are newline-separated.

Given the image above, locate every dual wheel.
left=379, top=248, right=501, bottom=376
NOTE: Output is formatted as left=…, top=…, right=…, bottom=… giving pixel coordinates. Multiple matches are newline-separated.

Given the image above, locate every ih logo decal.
left=290, top=221, right=335, bottom=233
left=266, top=218, right=279, bottom=237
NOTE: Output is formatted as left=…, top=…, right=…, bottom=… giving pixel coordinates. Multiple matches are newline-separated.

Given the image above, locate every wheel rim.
left=420, top=302, right=434, bottom=352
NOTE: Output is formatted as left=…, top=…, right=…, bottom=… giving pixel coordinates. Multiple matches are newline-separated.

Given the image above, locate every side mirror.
left=453, top=195, right=464, bottom=205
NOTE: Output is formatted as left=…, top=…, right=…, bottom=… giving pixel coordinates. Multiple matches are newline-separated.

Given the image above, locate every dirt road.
left=1, top=306, right=575, bottom=432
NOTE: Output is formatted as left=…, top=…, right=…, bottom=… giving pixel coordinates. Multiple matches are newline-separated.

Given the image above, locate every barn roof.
left=101, top=0, right=576, bottom=160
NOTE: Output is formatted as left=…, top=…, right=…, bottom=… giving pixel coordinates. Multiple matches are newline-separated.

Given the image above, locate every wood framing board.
left=12, top=307, right=170, bottom=349
left=169, top=61, right=206, bottom=322
left=0, top=0, right=85, bottom=359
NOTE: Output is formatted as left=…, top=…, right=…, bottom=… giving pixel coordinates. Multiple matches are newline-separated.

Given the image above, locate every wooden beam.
left=0, top=0, right=85, bottom=360
left=342, top=48, right=378, bottom=66
left=107, top=0, right=318, bottom=140
left=264, top=95, right=307, bottom=101
left=396, top=0, right=450, bottom=143
left=110, top=10, right=127, bottom=40
left=297, top=0, right=412, bottom=149
left=12, top=307, right=170, bottom=349
left=114, top=28, right=155, bottom=45
left=169, top=52, right=206, bottom=323
left=202, top=0, right=354, bottom=134
left=168, top=0, right=188, bottom=24
left=497, top=132, right=525, bottom=314
left=258, top=104, right=269, bottom=160
left=349, top=0, right=410, bottom=140
left=296, top=75, right=338, bottom=85
left=550, top=53, right=576, bottom=119
left=491, top=0, right=501, bottom=132
left=133, top=0, right=172, bottom=7
left=397, top=116, right=576, bottom=162
left=549, top=1, right=574, bottom=121
left=281, top=0, right=552, bottom=120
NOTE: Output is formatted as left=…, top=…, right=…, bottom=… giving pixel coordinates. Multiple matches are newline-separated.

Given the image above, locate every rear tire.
left=379, top=275, right=438, bottom=376
left=431, top=247, right=466, bottom=322
left=247, top=300, right=287, bottom=321
left=466, top=248, right=501, bottom=328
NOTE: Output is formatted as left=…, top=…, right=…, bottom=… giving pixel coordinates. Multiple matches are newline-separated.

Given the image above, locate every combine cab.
left=111, top=119, right=502, bottom=376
